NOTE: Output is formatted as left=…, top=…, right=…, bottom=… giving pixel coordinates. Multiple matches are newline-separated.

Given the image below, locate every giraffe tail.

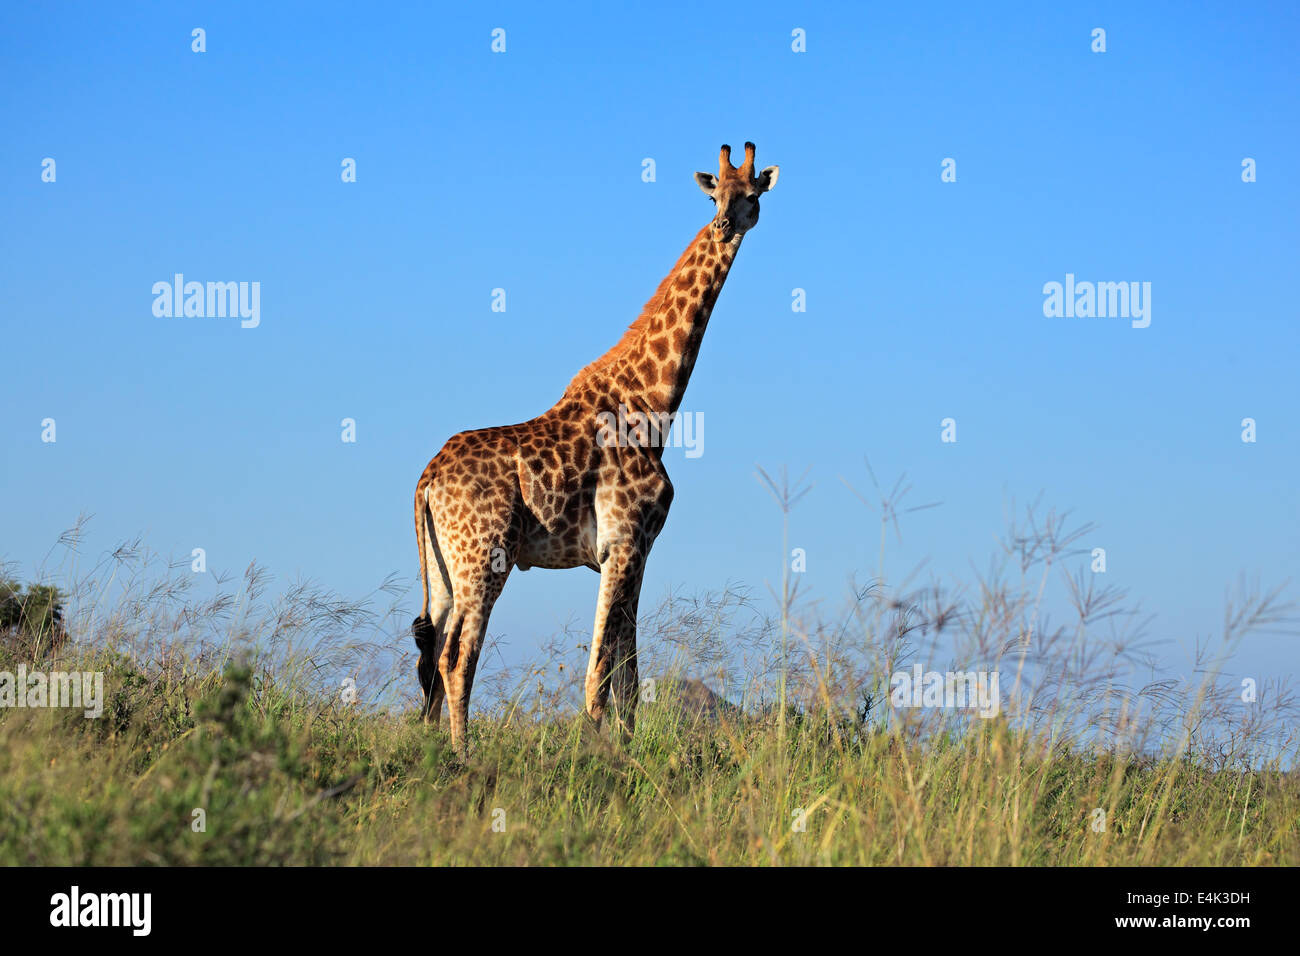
left=412, top=480, right=436, bottom=644
left=413, top=484, right=443, bottom=714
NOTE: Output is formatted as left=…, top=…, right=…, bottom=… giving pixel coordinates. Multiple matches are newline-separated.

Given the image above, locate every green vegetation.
left=1, top=643, right=1296, bottom=866
left=2, top=496, right=1295, bottom=866
left=0, top=578, right=66, bottom=659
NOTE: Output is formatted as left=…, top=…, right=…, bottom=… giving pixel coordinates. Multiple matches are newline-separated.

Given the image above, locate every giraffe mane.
left=562, top=224, right=712, bottom=395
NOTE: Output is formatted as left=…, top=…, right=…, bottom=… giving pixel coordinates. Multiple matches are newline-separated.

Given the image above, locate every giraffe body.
left=412, top=143, right=779, bottom=752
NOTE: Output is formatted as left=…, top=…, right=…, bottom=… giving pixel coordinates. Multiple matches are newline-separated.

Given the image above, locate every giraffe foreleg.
left=586, top=541, right=645, bottom=736
left=608, top=605, right=642, bottom=741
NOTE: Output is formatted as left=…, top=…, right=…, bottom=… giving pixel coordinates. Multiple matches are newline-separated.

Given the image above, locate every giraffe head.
left=694, top=142, right=779, bottom=243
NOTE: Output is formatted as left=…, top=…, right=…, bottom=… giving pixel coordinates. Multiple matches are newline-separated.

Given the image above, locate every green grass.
left=4, top=499, right=1296, bottom=866
left=2, top=645, right=1296, bottom=866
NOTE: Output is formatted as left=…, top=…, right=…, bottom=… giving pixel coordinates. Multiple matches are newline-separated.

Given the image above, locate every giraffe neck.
left=566, top=224, right=742, bottom=430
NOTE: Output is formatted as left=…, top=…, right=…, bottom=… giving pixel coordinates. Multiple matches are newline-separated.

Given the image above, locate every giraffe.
left=411, top=142, right=779, bottom=753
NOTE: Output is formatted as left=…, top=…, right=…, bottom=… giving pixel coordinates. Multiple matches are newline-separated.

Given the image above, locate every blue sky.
left=2, top=2, right=1297, bottom=701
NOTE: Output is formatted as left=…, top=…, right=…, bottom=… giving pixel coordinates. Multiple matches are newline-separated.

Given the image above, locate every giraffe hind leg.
left=437, top=500, right=520, bottom=753
left=415, top=501, right=453, bottom=726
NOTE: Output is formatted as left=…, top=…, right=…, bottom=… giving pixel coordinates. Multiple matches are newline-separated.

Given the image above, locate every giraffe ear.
left=694, top=172, right=718, bottom=196
left=756, top=165, right=780, bottom=192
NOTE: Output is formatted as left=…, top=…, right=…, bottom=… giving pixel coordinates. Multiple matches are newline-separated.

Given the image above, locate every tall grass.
left=1, top=475, right=1296, bottom=866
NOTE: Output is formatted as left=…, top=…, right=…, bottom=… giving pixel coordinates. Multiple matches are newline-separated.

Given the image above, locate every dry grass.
left=2, top=477, right=1296, bottom=866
